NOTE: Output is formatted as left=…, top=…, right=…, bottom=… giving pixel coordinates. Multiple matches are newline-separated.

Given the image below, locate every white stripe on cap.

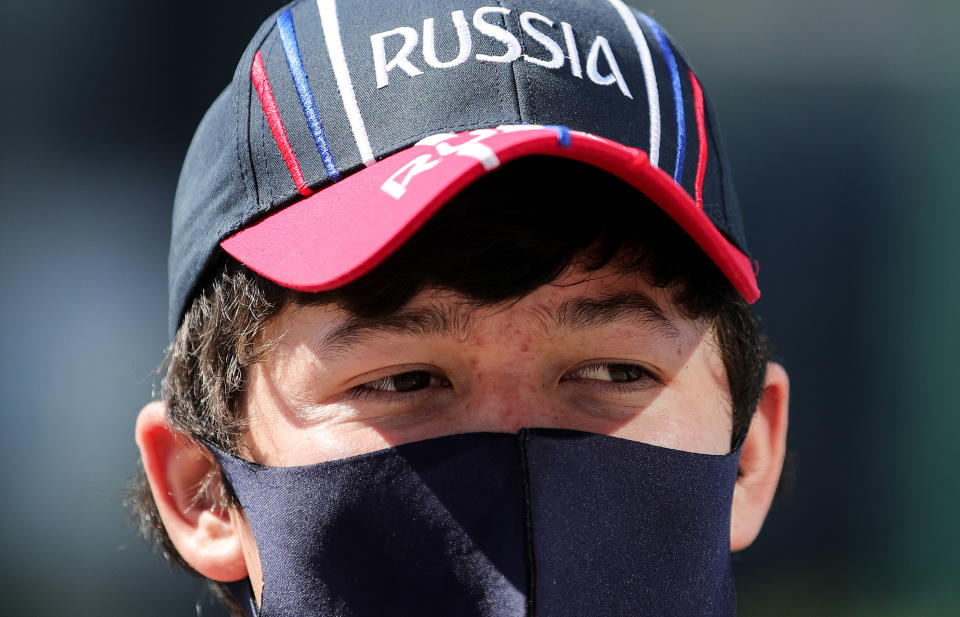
left=606, top=0, right=661, bottom=168
left=316, top=0, right=376, bottom=166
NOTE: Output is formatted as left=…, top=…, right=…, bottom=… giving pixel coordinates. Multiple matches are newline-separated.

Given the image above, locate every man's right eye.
left=357, top=371, right=450, bottom=393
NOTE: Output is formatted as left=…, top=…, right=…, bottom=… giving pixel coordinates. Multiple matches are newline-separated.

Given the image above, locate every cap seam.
left=702, top=100, right=735, bottom=242
left=228, top=25, right=281, bottom=245
left=496, top=0, right=524, bottom=122
left=375, top=120, right=526, bottom=162
left=242, top=75, right=261, bottom=220
left=515, top=1, right=535, bottom=125
left=233, top=73, right=255, bottom=219
left=226, top=21, right=280, bottom=246
left=261, top=33, right=282, bottom=212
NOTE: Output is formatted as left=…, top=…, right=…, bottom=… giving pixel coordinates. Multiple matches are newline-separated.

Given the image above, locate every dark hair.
left=130, top=157, right=769, bottom=616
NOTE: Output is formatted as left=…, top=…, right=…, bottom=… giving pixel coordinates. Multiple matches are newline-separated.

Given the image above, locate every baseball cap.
left=169, top=0, right=759, bottom=338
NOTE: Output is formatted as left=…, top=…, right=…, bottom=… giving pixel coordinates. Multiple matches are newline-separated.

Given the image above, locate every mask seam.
left=517, top=429, right=537, bottom=616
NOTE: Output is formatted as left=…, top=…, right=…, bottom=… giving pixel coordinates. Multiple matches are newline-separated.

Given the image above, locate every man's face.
left=239, top=260, right=732, bottom=468
left=136, top=255, right=788, bottom=602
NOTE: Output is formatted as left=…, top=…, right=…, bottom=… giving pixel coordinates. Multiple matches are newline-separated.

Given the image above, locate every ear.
left=135, top=401, right=249, bottom=581
left=730, top=361, right=789, bottom=552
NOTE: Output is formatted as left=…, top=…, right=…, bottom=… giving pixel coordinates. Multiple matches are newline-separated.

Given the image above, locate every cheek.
left=241, top=362, right=398, bottom=466
left=674, top=337, right=733, bottom=453
left=610, top=361, right=732, bottom=455
left=663, top=407, right=731, bottom=454
left=610, top=408, right=729, bottom=455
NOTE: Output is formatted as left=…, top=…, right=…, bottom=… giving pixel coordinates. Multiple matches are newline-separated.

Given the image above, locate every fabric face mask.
left=210, top=428, right=740, bottom=617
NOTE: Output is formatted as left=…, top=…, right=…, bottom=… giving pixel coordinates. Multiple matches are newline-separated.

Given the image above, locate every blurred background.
left=1, top=0, right=957, bottom=615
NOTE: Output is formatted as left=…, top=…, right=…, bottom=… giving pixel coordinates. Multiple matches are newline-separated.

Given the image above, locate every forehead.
left=269, top=261, right=709, bottom=355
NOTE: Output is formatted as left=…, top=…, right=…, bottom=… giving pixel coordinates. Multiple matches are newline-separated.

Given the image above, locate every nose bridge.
left=466, top=366, right=553, bottom=433
left=459, top=309, right=559, bottom=433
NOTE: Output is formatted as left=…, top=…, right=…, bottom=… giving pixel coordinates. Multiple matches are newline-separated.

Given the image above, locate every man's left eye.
left=565, top=363, right=648, bottom=383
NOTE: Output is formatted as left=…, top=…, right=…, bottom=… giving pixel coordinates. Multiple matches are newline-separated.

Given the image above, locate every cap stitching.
left=486, top=7, right=508, bottom=129
left=496, top=0, right=524, bottom=122
left=240, top=119, right=570, bottom=221
left=703, top=101, right=730, bottom=233
left=261, top=33, right=282, bottom=211
left=515, top=1, right=536, bottom=124
left=374, top=120, right=527, bottom=163
left=224, top=20, right=280, bottom=244
left=257, top=81, right=271, bottom=215
left=243, top=71, right=262, bottom=220
left=233, top=68, right=254, bottom=215
left=634, top=12, right=677, bottom=179
left=670, top=45, right=695, bottom=198
left=226, top=119, right=542, bottom=241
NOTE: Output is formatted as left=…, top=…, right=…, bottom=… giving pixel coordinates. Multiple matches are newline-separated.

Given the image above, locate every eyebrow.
left=311, top=291, right=679, bottom=359
left=549, top=292, right=679, bottom=338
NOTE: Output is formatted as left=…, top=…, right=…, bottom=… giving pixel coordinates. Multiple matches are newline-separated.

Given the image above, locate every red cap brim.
left=221, top=126, right=760, bottom=303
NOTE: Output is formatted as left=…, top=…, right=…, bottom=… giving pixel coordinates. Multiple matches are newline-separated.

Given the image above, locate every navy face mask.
left=209, top=429, right=740, bottom=617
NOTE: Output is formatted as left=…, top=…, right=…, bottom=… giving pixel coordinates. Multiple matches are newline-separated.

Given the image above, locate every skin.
left=136, top=263, right=789, bottom=604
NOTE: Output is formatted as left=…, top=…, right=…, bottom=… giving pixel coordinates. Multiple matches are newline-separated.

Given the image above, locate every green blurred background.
left=0, top=0, right=957, bottom=615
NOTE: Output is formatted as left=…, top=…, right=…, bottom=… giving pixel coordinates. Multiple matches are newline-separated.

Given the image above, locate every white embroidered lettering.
left=416, top=132, right=459, bottom=146
left=520, top=12, right=564, bottom=69
left=432, top=128, right=501, bottom=170
left=473, top=7, right=522, bottom=63
left=381, top=154, right=441, bottom=199
left=586, top=35, right=632, bottom=99
left=371, top=26, right=423, bottom=89
left=369, top=8, right=632, bottom=99
left=387, top=126, right=555, bottom=198
left=423, top=10, right=472, bottom=69
left=561, top=22, right=583, bottom=78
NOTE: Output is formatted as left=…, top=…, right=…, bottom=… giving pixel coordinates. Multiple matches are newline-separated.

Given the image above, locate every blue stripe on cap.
left=277, top=9, right=341, bottom=182
left=546, top=125, right=573, bottom=148
left=640, top=15, right=685, bottom=184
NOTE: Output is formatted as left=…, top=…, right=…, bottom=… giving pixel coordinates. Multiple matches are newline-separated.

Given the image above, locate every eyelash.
left=343, top=388, right=428, bottom=403
left=342, top=371, right=450, bottom=402
left=562, top=362, right=661, bottom=391
left=564, top=363, right=646, bottom=382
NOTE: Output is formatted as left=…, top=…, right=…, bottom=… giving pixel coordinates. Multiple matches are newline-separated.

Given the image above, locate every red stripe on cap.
left=689, top=70, right=707, bottom=209
left=251, top=50, right=313, bottom=197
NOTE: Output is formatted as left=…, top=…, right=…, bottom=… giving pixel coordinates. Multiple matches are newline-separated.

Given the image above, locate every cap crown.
left=170, top=0, right=747, bottom=336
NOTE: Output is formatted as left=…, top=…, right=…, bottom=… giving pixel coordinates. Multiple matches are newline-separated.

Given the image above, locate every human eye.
left=345, top=369, right=451, bottom=400
left=562, top=362, right=661, bottom=390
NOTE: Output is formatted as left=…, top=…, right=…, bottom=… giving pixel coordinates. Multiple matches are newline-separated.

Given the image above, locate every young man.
left=133, top=1, right=788, bottom=615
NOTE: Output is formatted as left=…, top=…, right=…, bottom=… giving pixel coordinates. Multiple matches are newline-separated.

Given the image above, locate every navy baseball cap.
left=170, top=0, right=758, bottom=337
